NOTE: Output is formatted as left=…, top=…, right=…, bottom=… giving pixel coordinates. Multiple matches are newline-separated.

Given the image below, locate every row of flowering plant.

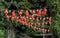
left=1, top=8, right=52, bottom=35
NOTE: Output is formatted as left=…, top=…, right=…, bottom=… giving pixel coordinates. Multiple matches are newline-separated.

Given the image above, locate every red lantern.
left=18, top=11, right=22, bottom=16
left=4, top=10, right=8, bottom=15
left=12, top=11, right=15, bottom=17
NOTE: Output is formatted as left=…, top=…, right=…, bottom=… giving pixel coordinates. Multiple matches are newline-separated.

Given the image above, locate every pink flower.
left=4, top=10, right=8, bottom=15
left=42, top=22, right=44, bottom=27
left=26, top=10, right=29, bottom=17
left=12, top=11, right=15, bottom=17
left=32, top=10, right=35, bottom=14
left=18, top=11, right=22, bottom=16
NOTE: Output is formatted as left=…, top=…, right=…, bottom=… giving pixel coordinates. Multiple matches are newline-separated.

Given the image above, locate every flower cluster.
left=4, top=8, right=52, bottom=33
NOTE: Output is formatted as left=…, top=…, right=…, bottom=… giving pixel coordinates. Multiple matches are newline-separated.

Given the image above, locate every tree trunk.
left=7, top=27, right=15, bottom=38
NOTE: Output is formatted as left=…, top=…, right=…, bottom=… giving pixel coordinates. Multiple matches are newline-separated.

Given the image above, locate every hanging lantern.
left=4, top=10, right=8, bottom=15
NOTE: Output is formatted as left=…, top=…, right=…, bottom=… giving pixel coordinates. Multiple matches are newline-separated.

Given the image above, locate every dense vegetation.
left=0, top=0, right=60, bottom=38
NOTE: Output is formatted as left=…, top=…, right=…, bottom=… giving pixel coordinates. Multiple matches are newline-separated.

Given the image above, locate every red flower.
left=44, top=8, right=47, bottom=12
left=42, top=22, right=44, bottom=27
left=21, top=21, right=25, bottom=25
left=36, top=17, right=39, bottom=22
left=27, top=23, right=31, bottom=28
left=30, top=16, right=34, bottom=21
left=18, top=19, right=21, bottom=23
left=6, top=15, right=10, bottom=20
left=32, top=10, right=35, bottom=14
left=16, top=17, right=19, bottom=22
left=18, top=11, right=22, bottom=16
left=4, top=10, right=8, bottom=15
left=12, top=11, right=15, bottom=17
left=26, top=10, right=29, bottom=17
left=37, top=9, right=42, bottom=17
left=42, top=8, right=47, bottom=16
left=22, top=17, right=26, bottom=22
left=11, top=17, right=14, bottom=23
